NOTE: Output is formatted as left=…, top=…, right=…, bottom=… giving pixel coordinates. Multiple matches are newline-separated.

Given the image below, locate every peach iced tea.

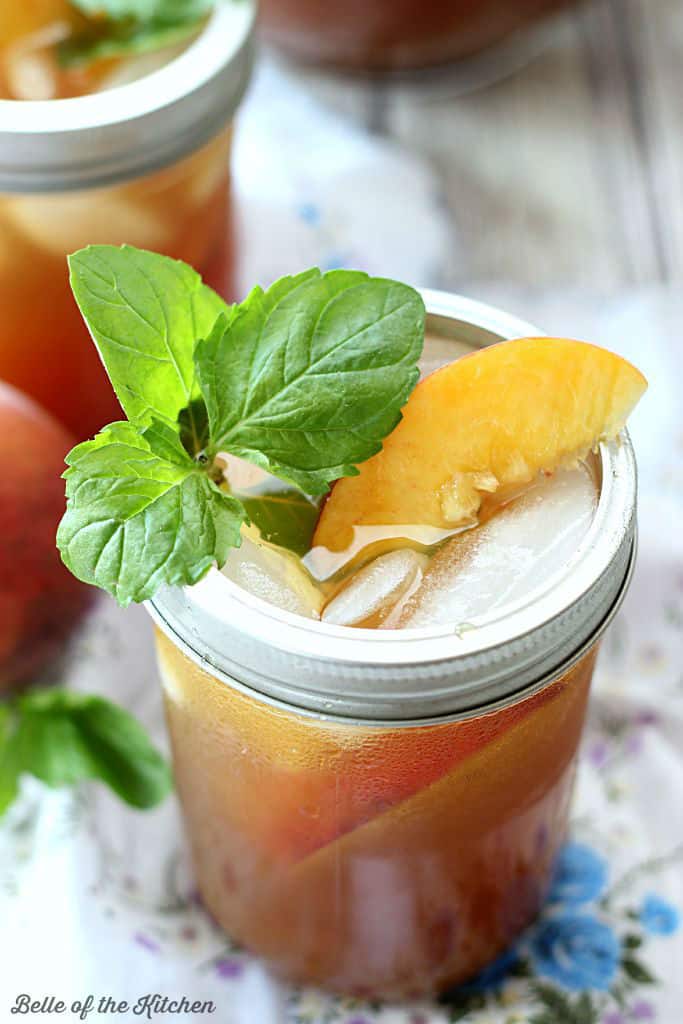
left=56, top=255, right=645, bottom=996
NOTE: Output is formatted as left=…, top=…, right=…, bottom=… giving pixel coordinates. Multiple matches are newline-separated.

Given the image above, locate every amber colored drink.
left=0, top=3, right=253, bottom=437
left=158, top=630, right=595, bottom=997
left=0, top=131, right=234, bottom=437
left=147, top=297, right=638, bottom=998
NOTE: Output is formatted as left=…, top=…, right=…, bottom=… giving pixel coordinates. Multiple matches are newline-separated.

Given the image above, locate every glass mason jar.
left=0, top=2, right=255, bottom=438
left=149, top=292, right=637, bottom=999
left=259, top=0, right=577, bottom=73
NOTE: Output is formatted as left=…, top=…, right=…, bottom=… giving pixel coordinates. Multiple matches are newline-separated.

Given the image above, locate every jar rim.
left=148, top=290, right=638, bottom=721
left=0, top=0, right=256, bottom=192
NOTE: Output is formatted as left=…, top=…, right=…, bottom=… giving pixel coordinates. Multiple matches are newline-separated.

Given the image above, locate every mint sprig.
left=61, top=0, right=213, bottom=67
left=58, top=246, right=425, bottom=606
left=0, top=689, right=172, bottom=816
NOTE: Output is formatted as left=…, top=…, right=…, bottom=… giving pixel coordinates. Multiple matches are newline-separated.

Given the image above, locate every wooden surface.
left=285, top=0, right=680, bottom=295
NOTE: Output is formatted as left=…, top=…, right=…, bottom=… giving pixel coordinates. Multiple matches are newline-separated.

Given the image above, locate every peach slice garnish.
left=313, top=337, right=647, bottom=553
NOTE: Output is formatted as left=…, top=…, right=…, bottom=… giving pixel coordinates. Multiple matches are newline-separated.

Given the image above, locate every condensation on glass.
left=149, top=293, right=638, bottom=999
left=0, top=3, right=255, bottom=437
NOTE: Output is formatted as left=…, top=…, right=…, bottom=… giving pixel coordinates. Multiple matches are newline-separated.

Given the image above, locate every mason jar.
left=0, top=2, right=255, bottom=437
left=148, top=292, right=637, bottom=999
left=259, top=0, right=577, bottom=73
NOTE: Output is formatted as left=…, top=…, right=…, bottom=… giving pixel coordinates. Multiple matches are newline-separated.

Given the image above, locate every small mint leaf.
left=57, top=422, right=245, bottom=605
left=196, top=269, right=425, bottom=495
left=68, top=245, right=229, bottom=431
left=240, top=489, right=320, bottom=557
left=10, top=689, right=172, bottom=810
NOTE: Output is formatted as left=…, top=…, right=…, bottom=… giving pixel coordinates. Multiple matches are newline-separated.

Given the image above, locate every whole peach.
left=0, top=381, right=93, bottom=692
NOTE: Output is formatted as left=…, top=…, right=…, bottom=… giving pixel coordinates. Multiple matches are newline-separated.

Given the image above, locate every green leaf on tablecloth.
left=0, top=689, right=172, bottom=814
left=447, top=1008, right=473, bottom=1023
left=621, top=956, right=657, bottom=985
left=529, top=984, right=600, bottom=1024
left=440, top=991, right=486, bottom=1020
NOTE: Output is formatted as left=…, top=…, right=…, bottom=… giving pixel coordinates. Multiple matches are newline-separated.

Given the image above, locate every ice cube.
left=6, top=191, right=169, bottom=257
left=223, top=533, right=323, bottom=619
left=322, top=549, right=429, bottom=628
left=3, top=18, right=73, bottom=100
left=394, top=465, right=598, bottom=630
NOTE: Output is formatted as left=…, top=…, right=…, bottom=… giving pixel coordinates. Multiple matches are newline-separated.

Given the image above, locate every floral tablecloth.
left=1, top=61, right=682, bottom=1024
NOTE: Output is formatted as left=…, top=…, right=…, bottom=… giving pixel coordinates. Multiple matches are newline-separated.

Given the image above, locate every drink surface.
left=219, top=333, right=600, bottom=631
left=0, top=4, right=196, bottom=100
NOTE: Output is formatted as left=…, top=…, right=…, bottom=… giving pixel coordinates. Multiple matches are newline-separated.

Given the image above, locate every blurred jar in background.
left=0, top=1, right=255, bottom=437
left=259, top=0, right=576, bottom=73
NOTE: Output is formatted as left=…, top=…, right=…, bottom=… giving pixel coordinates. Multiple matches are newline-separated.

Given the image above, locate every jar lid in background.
left=0, top=0, right=256, bottom=192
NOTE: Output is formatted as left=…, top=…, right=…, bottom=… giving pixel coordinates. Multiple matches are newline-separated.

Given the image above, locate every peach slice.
left=314, top=338, right=647, bottom=553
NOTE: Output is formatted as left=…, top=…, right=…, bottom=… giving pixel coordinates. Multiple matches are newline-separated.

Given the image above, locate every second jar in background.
left=0, top=1, right=255, bottom=438
left=259, top=0, right=577, bottom=73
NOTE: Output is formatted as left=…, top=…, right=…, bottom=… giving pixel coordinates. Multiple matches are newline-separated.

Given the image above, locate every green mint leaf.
left=2, top=690, right=172, bottom=812
left=68, top=245, right=229, bottom=431
left=61, top=0, right=212, bottom=66
left=63, top=251, right=425, bottom=604
left=240, top=489, right=320, bottom=557
left=57, top=421, right=245, bottom=605
left=621, top=957, right=657, bottom=985
left=142, top=416, right=197, bottom=464
left=195, top=269, right=425, bottom=495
